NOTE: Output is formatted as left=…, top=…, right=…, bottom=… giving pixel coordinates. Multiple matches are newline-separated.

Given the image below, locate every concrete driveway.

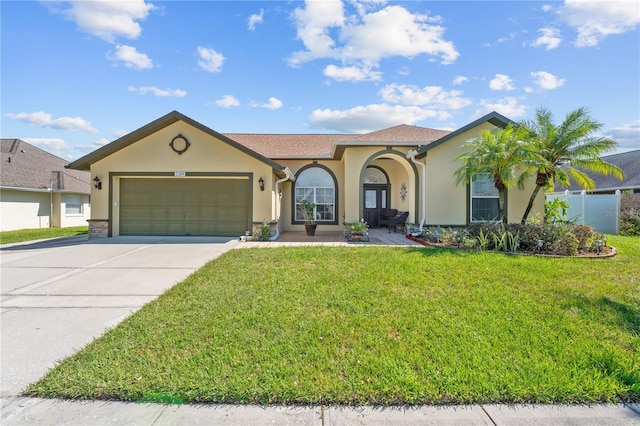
left=0, top=235, right=238, bottom=399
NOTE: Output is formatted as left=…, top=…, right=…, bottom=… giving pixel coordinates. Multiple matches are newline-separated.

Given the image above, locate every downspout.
left=269, top=167, right=295, bottom=241
left=269, top=176, right=289, bottom=241
left=407, top=149, right=426, bottom=234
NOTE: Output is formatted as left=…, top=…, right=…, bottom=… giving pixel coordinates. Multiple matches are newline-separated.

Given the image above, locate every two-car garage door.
left=119, top=178, right=249, bottom=236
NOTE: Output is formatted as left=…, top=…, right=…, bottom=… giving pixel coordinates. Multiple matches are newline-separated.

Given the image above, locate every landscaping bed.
left=405, top=223, right=615, bottom=257
left=25, top=237, right=639, bottom=405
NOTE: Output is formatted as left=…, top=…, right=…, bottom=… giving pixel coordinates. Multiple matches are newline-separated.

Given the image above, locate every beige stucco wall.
left=90, top=121, right=274, bottom=236
left=422, top=121, right=544, bottom=225
left=278, top=147, right=416, bottom=231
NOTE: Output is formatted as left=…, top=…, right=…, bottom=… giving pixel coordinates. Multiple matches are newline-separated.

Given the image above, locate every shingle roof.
left=562, top=149, right=640, bottom=192
left=225, top=125, right=450, bottom=159
left=342, top=124, right=451, bottom=144
left=223, top=133, right=357, bottom=158
left=1, top=139, right=90, bottom=193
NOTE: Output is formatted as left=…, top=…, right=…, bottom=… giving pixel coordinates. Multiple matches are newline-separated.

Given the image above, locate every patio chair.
left=378, top=208, right=398, bottom=229
left=388, top=211, right=409, bottom=233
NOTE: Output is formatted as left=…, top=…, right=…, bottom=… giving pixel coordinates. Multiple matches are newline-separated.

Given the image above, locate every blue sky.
left=2, top=0, right=639, bottom=161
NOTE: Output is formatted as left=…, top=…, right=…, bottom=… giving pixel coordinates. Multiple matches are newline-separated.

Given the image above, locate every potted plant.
left=299, top=199, right=317, bottom=236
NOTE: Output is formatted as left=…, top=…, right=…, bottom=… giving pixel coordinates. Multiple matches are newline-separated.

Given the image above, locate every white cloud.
left=248, top=9, right=264, bottom=31
left=251, top=97, right=283, bottom=110
left=323, top=64, right=382, bottom=82
left=214, top=95, right=241, bottom=108
left=379, top=84, right=472, bottom=110
left=530, top=71, right=566, bottom=90
left=542, top=4, right=554, bottom=13
left=197, top=46, right=225, bottom=73
left=289, top=1, right=458, bottom=75
left=559, top=0, right=640, bottom=47
left=489, top=74, right=515, bottom=91
left=112, top=45, right=153, bottom=70
left=127, top=86, right=187, bottom=97
left=6, top=111, right=98, bottom=134
left=471, top=97, right=527, bottom=120
left=452, top=75, right=468, bottom=85
left=308, top=104, right=449, bottom=133
left=531, top=27, right=562, bottom=50
left=23, top=138, right=68, bottom=152
left=606, top=121, right=640, bottom=149
left=51, top=0, right=155, bottom=43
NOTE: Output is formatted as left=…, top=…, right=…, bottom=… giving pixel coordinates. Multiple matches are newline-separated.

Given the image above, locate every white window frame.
left=294, top=167, right=336, bottom=223
left=470, top=173, right=500, bottom=222
left=64, top=194, right=84, bottom=216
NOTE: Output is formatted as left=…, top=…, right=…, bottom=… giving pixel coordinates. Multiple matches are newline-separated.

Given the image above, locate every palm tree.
left=519, top=107, right=625, bottom=224
left=454, top=123, right=533, bottom=223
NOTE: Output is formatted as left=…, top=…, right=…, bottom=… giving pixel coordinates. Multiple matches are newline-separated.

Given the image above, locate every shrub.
left=620, top=212, right=640, bottom=236
left=549, top=227, right=580, bottom=256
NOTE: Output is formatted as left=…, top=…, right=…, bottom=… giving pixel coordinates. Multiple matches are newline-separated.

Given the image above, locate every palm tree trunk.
left=499, top=190, right=507, bottom=224
left=521, top=184, right=543, bottom=224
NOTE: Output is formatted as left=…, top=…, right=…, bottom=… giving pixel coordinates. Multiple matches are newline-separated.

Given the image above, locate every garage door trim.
left=108, top=171, right=253, bottom=237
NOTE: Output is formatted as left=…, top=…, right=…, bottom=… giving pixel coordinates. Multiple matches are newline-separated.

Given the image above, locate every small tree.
left=519, top=107, right=625, bottom=224
left=454, top=123, right=533, bottom=224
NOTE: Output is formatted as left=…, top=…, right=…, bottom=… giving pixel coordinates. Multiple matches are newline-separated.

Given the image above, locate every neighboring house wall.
left=0, top=189, right=51, bottom=230
left=0, top=189, right=90, bottom=231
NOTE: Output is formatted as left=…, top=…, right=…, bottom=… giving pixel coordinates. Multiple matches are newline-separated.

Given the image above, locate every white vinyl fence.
left=547, top=190, right=621, bottom=234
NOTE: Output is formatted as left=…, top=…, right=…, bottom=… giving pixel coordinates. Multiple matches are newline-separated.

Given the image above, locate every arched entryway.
left=359, top=151, right=419, bottom=228
left=362, top=166, right=390, bottom=227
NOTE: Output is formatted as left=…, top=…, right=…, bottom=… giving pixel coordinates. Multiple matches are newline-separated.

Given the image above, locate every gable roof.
left=66, top=110, right=293, bottom=179
left=561, top=149, right=640, bottom=193
left=415, top=111, right=511, bottom=158
left=1, top=139, right=90, bottom=193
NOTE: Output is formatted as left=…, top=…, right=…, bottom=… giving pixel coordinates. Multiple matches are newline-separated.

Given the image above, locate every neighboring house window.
left=65, top=194, right=83, bottom=215
left=294, top=166, right=336, bottom=222
left=470, top=173, right=500, bottom=222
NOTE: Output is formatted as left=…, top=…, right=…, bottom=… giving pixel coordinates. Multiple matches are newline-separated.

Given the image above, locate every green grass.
left=0, top=226, right=88, bottom=244
left=26, top=236, right=639, bottom=405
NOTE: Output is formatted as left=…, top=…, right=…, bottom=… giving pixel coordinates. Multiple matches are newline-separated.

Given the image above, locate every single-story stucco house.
left=1, top=138, right=91, bottom=232
left=66, top=110, right=543, bottom=238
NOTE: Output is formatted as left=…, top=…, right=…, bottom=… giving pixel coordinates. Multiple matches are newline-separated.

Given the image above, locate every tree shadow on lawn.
left=558, top=292, right=640, bottom=398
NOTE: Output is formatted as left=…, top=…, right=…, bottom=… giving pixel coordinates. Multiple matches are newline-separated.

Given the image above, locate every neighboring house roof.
left=559, top=149, right=640, bottom=193
left=415, top=111, right=511, bottom=158
left=1, top=138, right=90, bottom=193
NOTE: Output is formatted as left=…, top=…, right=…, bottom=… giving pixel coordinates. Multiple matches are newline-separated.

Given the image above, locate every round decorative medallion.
left=170, top=134, right=190, bottom=155
left=400, top=182, right=407, bottom=202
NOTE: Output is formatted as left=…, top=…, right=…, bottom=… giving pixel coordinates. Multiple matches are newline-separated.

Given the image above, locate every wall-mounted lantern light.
left=93, top=176, right=102, bottom=190
left=258, top=177, right=265, bottom=191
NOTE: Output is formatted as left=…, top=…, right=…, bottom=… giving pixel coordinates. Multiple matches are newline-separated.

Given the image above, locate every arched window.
left=363, top=166, right=388, bottom=184
left=294, top=166, right=336, bottom=222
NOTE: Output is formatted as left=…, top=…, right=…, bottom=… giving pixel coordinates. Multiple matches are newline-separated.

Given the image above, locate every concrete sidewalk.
left=2, top=397, right=639, bottom=425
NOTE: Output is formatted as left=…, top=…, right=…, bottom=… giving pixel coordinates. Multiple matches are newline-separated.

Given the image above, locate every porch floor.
left=238, top=227, right=422, bottom=247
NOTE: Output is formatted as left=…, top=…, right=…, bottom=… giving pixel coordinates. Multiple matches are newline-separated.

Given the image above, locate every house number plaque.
left=170, top=134, right=190, bottom=155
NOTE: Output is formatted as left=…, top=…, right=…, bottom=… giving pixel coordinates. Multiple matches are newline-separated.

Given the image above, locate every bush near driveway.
left=26, top=236, right=639, bottom=405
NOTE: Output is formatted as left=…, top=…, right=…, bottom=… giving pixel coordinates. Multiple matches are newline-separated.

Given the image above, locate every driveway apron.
left=0, top=235, right=238, bottom=399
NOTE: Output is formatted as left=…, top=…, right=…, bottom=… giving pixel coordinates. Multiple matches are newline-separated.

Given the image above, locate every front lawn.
left=27, top=236, right=639, bottom=405
left=0, top=226, right=88, bottom=244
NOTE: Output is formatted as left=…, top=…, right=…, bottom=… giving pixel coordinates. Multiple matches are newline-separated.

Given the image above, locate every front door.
left=363, top=184, right=389, bottom=227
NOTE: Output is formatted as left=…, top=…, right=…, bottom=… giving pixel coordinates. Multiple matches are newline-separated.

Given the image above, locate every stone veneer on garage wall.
left=87, top=219, right=109, bottom=238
